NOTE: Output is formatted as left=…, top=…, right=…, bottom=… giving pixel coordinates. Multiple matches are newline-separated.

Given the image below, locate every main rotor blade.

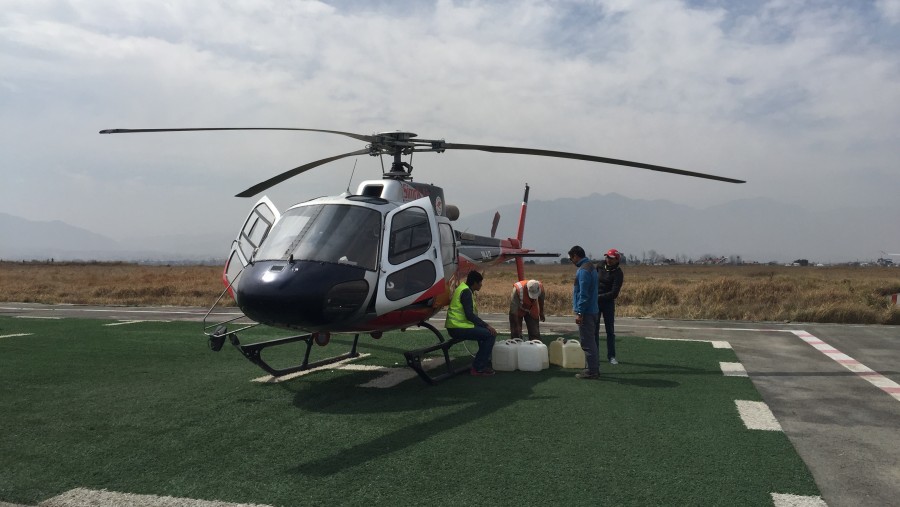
left=235, top=148, right=371, bottom=198
left=441, top=143, right=745, bottom=184
left=99, top=127, right=374, bottom=143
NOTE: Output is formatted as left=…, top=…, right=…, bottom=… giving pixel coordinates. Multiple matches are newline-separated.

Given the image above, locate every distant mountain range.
left=0, top=212, right=230, bottom=262
left=454, top=193, right=899, bottom=264
left=2, top=194, right=897, bottom=263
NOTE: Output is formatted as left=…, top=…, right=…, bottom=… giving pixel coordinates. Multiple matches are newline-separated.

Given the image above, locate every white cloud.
left=1, top=0, right=898, bottom=257
left=877, top=0, right=900, bottom=23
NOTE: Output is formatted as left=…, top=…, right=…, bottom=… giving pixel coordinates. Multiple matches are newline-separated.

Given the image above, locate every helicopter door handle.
left=433, top=247, right=438, bottom=259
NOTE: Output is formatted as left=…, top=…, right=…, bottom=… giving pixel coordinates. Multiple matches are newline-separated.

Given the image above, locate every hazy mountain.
left=3, top=194, right=897, bottom=263
left=453, top=194, right=899, bottom=264
left=0, top=212, right=230, bottom=262
left=0, top=212, right=121, bottom=260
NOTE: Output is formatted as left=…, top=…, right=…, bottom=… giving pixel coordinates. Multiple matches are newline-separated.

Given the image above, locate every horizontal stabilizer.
left=503, top=252, right=561, bottom=258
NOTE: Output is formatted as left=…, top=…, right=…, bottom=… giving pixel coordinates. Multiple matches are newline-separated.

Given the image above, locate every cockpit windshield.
left=254, top=204, right=382, bottom=271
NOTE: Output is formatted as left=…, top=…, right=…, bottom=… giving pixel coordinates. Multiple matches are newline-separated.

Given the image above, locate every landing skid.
left=403, top=321, right=471, bottom=385
left=213, top=329, right=361, bottom=378
left=209, top=321, right=470, bottom=384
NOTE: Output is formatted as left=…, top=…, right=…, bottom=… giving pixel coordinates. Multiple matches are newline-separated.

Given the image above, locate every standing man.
left=509, top=279, right=546, bottom=341
left=568, top=246, right=600, bottom=379
left=596, top=248, right=624, bottom=365
left=446, top=270, right=498, bottom=376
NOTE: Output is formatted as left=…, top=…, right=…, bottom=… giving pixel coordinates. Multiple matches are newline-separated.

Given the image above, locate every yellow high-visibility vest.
left=446, top=282, right=477, bottom=329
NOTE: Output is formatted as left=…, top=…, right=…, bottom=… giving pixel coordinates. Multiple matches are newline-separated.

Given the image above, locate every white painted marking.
left=42, top=487, right=273, bottom=507
left=340, top=364, right=389, bottom=372
left=735, top=400, right=783, bottom=431
left=104, top=320, right=171, bottom=326
left=645, top=336, right=733, bottom=349
left=251, top=353, right=372, bottom=383
left=771, top=492, right=828, bottom=507
left=720, top=362, right=748, bottom=377
left=358, top=358, right=445, bottom=388
left=0, top=333, right=32, bottom=339
left=792, top=331, right=900, bottom=402
left=14, top=315, right=60, bottom=320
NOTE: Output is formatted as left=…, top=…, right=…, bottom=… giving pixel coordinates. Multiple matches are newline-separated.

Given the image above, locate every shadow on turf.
left=284, top=356, right=685, bottom=477
left=286, top=373, right=544, bottom=476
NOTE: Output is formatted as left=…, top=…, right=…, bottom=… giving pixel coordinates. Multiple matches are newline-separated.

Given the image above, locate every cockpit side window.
left=388, top=207, right=431, bottom=265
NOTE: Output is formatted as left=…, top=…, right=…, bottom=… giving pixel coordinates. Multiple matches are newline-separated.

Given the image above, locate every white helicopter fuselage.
left=223, top=179, right=459, bottom=333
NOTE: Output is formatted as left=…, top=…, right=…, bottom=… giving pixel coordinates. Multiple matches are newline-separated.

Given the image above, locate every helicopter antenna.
left=346, top=159, right=358, bottom=193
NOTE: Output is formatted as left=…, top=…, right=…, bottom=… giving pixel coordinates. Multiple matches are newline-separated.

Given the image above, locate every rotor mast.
left=371, top=131, right=446, bottom=181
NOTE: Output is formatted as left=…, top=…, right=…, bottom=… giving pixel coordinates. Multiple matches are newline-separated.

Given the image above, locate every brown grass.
left=2, top=261, right=899, bottom=325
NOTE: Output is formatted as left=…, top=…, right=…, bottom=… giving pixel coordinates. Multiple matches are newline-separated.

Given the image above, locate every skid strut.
left=221, top=331, right=361, bottom=377
left=403, top=321, right=471, bottom=385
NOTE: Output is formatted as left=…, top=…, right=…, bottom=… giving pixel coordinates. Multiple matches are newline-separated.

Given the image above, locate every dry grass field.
left=2, top=261, right=899, bottom=324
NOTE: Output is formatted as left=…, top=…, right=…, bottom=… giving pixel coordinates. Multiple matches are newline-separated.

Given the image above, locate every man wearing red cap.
left=509, top=279, right=546, bottom=340
left=596, top=248, right=624, bottom=364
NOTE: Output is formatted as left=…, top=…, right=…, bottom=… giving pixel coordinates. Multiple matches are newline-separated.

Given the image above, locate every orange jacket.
left=512, top=280, right=543, bottom=320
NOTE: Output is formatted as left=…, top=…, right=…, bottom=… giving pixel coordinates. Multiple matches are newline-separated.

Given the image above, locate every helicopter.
left=99, top=127, right=744, bottom=383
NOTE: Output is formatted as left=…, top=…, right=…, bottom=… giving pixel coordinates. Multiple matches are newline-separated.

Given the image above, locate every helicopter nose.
left=236, top=260, right=370, bottom=329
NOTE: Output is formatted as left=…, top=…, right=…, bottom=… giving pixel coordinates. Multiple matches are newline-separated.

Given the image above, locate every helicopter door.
left=224, top=196, right=280, bottom=298
left=375, top=197, right=444, bottom=314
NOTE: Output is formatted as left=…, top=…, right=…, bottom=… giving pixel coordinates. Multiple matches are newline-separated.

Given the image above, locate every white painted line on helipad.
left=793, top=330, right=900, bottom=402
left=735, top=400, right=783, bottom=431
left=0, top=333, right=32, bottom=339
left=358, top=358, right=445, bottom=388
left=103, top=319, right=171, bottom=326
left=771, top=492, right=828, bottom=506
left=251, top=353, right=372, bottom=383
left=42, top=487, right=273, bottom=507
left=720, top=362, right=748, bottom=377
left=14, top=315, right=60, bottom=320
left=1, top=305, right=243, bottom=317
left=645, top=336, right=733, bottom=349
left=340, top=364, right=389, bottom=372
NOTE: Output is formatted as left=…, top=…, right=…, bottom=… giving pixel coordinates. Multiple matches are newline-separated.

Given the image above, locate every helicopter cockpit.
left=225, top=192, right=451, bottom=332
left=254, top=201, right=382, bottom=271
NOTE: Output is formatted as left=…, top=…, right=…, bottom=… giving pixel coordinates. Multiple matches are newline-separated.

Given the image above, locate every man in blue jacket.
left=568, top=245, right=600, bottom=379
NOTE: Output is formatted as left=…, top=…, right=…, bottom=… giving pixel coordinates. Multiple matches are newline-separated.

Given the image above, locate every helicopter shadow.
left=283, top=336, right=686, bottom=476
left=285, top=370, right=550, bottom=477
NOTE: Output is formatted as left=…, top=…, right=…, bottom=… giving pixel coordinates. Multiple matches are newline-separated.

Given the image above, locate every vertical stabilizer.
left=514, top=184, right=530, bottom=280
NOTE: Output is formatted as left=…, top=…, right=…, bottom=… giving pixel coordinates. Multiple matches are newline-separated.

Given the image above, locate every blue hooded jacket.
left=573, top=258, right=599, bottom=315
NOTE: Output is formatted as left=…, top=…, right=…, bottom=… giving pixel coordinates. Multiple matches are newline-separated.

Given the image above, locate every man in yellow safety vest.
left=446, top=270, right=498, bottom=376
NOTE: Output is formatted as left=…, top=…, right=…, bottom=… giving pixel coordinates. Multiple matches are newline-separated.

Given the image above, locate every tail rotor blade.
left=490, top=212, right=500, bottom=238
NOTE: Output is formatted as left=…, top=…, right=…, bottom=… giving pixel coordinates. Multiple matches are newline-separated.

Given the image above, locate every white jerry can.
left=493, top=340, right=519, bottom=371
left=518, top=341, right=545, bottom=372
left=530, top=340, right=549, bottom=369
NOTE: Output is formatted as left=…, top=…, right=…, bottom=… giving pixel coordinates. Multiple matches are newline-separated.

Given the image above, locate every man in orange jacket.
left=509, top=279, right=546, bottom=341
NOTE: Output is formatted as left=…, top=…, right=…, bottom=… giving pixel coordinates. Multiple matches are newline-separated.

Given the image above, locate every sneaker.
left=609, top=358, right=618, bottom=365
left=575, top=372, right=599, bottom=380
left=470, top=367, right=496, bottom=377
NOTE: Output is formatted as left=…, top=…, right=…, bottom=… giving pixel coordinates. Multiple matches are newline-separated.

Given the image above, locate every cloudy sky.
left=2, top=0, right=899, bottom=249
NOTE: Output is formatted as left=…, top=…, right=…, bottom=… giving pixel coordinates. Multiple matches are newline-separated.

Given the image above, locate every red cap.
left=605, top=248, right=621, bottom=260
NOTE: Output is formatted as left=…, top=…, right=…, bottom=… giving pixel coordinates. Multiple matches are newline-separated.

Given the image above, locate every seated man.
left=445, top=270, right=498, bottom=376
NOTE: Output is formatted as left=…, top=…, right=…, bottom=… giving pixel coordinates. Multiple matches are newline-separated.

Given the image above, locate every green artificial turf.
left=0, top=316, right=819, bottom=506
